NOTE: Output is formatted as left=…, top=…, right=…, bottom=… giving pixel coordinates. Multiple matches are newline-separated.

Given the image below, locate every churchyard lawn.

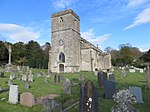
left=0, top=68, right=150, bottom=112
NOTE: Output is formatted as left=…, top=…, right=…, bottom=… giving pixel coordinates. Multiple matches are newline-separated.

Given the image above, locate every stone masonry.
left=49, top=9, right=111, bottom=73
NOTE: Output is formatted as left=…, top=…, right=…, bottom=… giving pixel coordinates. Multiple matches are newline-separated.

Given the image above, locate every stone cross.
left=8, top=85, right=18, bottom=104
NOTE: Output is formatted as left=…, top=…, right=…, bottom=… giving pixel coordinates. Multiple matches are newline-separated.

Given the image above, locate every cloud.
left=124, top=7, right=150, bottom=30
left=53, top=0, right=78, bottom=9
left=0, top=23, right=40, bottom=42
left=81, top=29, right=111, bottom=45
left=127, top=0, right=148, bottom=7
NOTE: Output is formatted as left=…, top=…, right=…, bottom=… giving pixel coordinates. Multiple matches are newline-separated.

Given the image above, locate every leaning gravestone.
left=98, top=71, right=107, bottom=88
left=8, top=85, right=18, bottom=104
left=129, top=86, right=144, bottom=103
left=104, top=80, right=116, bottom=99
left=80, top=80, right=99, bottom=112
left=63, top=78, right=71, bottom=95
left=20, top=92, right=35, bottom=107
left=42, top=99, right=62, bottom=112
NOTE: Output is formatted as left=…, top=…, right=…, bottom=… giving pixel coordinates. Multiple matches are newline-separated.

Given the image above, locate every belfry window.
left=59, top=52, right=65, bottom=63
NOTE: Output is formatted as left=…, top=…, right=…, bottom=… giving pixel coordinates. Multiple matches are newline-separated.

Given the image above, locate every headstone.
left=44, top=74, right=49, bottom=84
left=104, top=80, right=116, bottom=99
left=79, top=74, right=84, bottom=81
left=8, top=79, right=13, bottom=86
left=28, top=74, right=33, bottom=82
left=37, top=72, right=42, bottom=77
left=9, top=74, right=13, bottom=80
left=98, top=71, right=107, bottom=88
left=23, top=81, right=29, bottom=89
left=80, top=80, right=99, bottom=112
left=0, top=72, right=4, bottom=78
left=129, top=86, right=144, bottom=103
left=16, top=73, right=21, bottom=80
left=139, top=69, right=144, bottom=73
left=63, top=78, right=71, bottom=94
left=146, top=66, right=150, bottom=89
left=42, top=99, right=62, bottom=112
left=94, top=70, right=98, bottom=76
left=8, top=85, right=18, bottom=104
left=58, top=74, right=60, bottom=84
left=112, top=89, right=137, bottom=112
left=20, top=92, right=35, bottom=107
left=109, top=74, right=116, bottom=82
left=120, top=69, right=127, bottom=76
left=22, top=74, right=27, bottom=81
left=129, top=69, right=135, bottom=73
left=54, top=73, right=60, bottom=85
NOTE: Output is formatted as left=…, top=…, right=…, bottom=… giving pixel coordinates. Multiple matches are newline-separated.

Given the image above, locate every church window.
left=59, top=17, right=63, bottom=23
left=59, top=52, right=65, bottom=63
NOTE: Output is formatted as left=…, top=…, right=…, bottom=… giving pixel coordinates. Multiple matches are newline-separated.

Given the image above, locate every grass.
left=0, top=68, right=150, bottom=112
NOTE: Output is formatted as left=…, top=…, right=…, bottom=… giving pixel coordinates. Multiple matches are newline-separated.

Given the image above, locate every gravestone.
left=139, top=69, right=144, bottom=73
left=8, top=85, right=18, bottom=104
left=54, top=73, right=60, bottom=85
left=79, top=74, right=84, bottom=81
left=23, top=81, right=29, bottom=89
left=0, top=71, right=4, bottom=78
left=129, top=68, right=135, bottom=73
left=80, top=80, right=99, bottom=112
left=22, top=74, right=27, bottom=81
left=28, top=74, right=33, bottom=82
left=8, top=79, right=13, bottom=86
left=129, top=86, right=144, bottom=103
left=63, top=78, right=71, bottom=94
left=37, top=71, right=42, bottom=77
left=44, top=74, right=49, bottom=84
left=42, top=99, right=62, bottom=112
left=58, top=74, right=60, bottom=84
left=10, top=74, right=13, bottom=80
left=147, top=66, right=150, bottom=89
left=20, top=92, right=35, bottom=107
left=120, top=69, right=127, bottom=76
left=104, top=80, right=116, bottom=99
left=94, top=69, right=98, bottom=76
left=98, top=71, right=107, bottom=88
left=109, top=74, right=116, bottom=82
left=16, top=73, right=21, bottom=80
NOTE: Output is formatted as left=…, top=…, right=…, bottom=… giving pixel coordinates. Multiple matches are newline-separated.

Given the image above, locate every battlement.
left=51, top=9, right=80, bottom=21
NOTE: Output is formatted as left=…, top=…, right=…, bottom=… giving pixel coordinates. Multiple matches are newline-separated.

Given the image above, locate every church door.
left=59, top=64, right=64, bottom=72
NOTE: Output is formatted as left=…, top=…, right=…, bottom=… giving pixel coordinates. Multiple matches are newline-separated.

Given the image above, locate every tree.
left=25, top=40, right=44, bottom=68
left=12, top=42, right=27, bottom=65
left=0, top=41, right=8, bottom=64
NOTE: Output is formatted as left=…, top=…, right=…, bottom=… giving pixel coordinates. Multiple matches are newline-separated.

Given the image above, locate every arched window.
left=59, top=52, right=65, bottom=63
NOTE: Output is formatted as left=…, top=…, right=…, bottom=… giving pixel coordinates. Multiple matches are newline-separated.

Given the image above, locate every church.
left=48, top=9, right=111, bottom=73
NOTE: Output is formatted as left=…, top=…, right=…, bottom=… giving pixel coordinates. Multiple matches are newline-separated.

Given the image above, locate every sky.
left=0, top=0, right=150, bottom=52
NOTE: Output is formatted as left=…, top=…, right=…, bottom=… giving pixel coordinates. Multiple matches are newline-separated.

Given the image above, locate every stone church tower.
left=50, top=10, right=81, bottom=73
left=49, top=9, right=111, bottom=73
